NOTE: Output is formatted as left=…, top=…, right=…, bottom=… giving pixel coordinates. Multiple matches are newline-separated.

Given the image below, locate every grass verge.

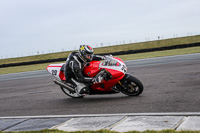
left=118, top=46, right=200, bottom=61
left=0, top=129, right=200, bottom=133
left=0, top=35, right=200, bottom=65
left=0, top=46, right=200, bottom=75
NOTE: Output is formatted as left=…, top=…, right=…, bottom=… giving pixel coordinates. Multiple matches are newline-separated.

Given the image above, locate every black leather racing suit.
left=64, top=52, right=104, bottom=84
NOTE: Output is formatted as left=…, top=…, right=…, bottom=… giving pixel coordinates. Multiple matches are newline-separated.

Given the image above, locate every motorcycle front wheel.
left=117, top=74, right=144, bottom=96
left=60, top=87, right=85, bottom=98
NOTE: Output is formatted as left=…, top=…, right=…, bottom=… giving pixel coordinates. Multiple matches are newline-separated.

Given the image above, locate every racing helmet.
left=78, top=45, right=94, bottom=62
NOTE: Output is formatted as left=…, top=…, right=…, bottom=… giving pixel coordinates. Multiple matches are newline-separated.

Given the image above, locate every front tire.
left=117, top=74, right=143, bottom=96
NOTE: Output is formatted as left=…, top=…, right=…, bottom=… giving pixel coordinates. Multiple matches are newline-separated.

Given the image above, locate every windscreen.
left=101, top=58, right=121, bottom=67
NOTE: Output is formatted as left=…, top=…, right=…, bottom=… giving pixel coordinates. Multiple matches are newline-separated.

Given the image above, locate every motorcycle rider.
left=64, top=45, right=105, bottom=95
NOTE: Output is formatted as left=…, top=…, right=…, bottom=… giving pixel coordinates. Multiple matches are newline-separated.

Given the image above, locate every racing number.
left=121, top=65, right=127, bottom=73
left=52, top=70, right=57, bottom=76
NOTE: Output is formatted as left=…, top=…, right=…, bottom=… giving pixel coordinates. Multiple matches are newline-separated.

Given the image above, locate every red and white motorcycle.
left=46, top=56, right=143, bottom=98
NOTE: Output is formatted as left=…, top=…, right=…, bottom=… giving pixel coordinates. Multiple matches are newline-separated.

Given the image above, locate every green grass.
left=0, top=35, right=200, bottom=65
left=0, top=46, right=200, bottom=75
left=0, top=129, right=200, bottom=133
left=0, top=62, right=63, bottom=75
left=118, top=46, right=200, bottom=61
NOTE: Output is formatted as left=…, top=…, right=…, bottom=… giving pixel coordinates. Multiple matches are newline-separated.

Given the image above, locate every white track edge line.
left=1, top=112, right=200, bottom=119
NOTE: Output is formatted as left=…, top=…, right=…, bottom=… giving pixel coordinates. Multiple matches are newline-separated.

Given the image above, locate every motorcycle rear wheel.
left=60, top=87, right=85, bottom=98
left=117, top=75, right=143, bottom=96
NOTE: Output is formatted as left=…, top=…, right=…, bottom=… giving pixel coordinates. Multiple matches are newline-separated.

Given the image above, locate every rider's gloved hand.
left=104, top=54, right=113, bottom=59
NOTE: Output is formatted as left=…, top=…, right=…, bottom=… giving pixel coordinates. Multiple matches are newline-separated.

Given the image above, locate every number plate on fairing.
left=46, top=63, right=65, bottom=79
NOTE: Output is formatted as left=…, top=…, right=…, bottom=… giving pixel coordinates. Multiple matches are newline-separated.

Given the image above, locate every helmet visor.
left=85, top=53, right=93, bottom=61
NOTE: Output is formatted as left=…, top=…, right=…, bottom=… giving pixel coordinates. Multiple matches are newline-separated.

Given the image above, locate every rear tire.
left=61, top=87, right=84, bottom=98
left=117, top=74, right=143, bottom=96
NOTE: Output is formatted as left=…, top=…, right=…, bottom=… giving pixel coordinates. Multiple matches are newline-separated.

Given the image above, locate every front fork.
left=117, top=74, right=130, bottom=90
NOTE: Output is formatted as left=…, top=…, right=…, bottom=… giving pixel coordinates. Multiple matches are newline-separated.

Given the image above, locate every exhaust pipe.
left=53, top=79, right=75, bottom=93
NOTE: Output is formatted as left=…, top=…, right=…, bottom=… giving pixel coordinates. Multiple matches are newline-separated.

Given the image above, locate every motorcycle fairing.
left=90, top=75, right=124, bottom=91
left=84, top=57, right=127, bottom=91
left=46, top=63, right=65, bottom=80
left=83, top=61, right=101, bottom=77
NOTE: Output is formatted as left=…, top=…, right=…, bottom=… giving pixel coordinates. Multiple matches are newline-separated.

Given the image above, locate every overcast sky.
left=0, top=0, right=200, bottom=59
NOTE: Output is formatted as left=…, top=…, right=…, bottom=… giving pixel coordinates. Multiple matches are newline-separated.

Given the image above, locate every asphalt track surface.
left=0, top=53, right=200, bottom=117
